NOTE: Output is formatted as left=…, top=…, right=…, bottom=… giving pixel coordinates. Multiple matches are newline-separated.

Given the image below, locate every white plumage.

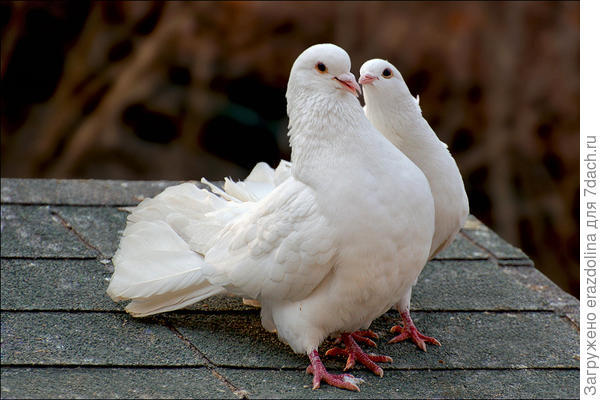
left=357, top=59, right=469, bottom=350
left=107, top=44, right=435, bottom=390
left=359, top=59, right=469, bottom=260
left=225, top=58, right=469, bottom=352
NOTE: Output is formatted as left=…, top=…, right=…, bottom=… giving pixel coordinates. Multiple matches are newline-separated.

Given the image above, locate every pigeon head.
left=359, top=59, right=409, bottom=95
left=359, top=59, right=418, bottom=120
left=287, top=43, right=361, bottom=101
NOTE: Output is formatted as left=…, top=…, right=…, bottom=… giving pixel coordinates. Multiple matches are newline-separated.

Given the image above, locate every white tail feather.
left=108, top=220, right=222, bottom=298
left=221, top=160, right=292, bottom=202
left=223, top=179, right=277, bottom=202
left=244, top=162, right=276, bottom=183
left=200, top=178, right=240, bottom=202
left=107, top=182, right=242, bottom=316
left=125, top=284, right=226, bottom=317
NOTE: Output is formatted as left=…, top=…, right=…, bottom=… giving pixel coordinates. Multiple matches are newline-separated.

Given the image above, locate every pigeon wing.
left=200, top=178, right=337, bottom=301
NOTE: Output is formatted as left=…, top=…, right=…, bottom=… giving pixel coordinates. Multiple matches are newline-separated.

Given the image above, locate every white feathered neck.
left=364, top=83, right=442, bottom=157
left=286, top=83, right=367, bottom=184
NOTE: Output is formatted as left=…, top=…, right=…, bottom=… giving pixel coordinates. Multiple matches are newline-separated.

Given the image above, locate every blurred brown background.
left=0, top=1, right=579, bottom=296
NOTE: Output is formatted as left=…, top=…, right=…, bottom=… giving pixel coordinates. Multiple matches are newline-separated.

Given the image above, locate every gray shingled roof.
left=1, top=179, right=579, bottom=399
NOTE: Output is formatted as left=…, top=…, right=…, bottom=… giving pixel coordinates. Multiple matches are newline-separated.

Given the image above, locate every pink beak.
left=334, top=72, right=361, bottom=96
left=359, top=73, right=378, bottom=86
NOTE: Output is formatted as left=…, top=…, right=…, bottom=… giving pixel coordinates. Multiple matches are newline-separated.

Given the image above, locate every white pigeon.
left=106, top=43, right=435, bottom=391
left=359, top=59, right=469, bottom=350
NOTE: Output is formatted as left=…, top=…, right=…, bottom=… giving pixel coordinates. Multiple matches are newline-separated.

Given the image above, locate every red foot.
left=307, top=350, right=363, bottom=391
left=325, top=332, right=393, bottom=377
left=389, top=310, right=441, bottom=351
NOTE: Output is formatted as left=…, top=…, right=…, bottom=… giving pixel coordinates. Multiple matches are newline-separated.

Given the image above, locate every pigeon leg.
left=325, top=333, right=393, bottom=377
left=306, top=349, right=364, bottom=391
left=389, top=310, right=441, bottom=351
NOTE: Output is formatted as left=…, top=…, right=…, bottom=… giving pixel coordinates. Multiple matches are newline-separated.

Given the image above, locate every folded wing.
left=200, top=178, right=337, bottom=301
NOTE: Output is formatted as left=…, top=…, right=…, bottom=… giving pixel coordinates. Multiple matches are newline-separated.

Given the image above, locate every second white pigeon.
left=359, top=59, right=469, bottom=350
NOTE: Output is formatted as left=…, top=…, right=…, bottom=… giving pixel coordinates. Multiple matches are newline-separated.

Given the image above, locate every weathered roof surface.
left=1, top=178, right=579, bottom=399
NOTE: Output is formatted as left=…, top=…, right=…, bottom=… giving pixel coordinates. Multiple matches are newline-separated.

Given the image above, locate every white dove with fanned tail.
left=107, top=44, right=435, bottom=391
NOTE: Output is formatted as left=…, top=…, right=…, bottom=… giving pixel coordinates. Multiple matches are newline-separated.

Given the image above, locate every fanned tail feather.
left=127, top=182, right=229, bottom=240
left=125, top=284, right=226, bottom=317
left=221, top=160, right=292, bottom=202
left=107, top=182, right=246, bottom=317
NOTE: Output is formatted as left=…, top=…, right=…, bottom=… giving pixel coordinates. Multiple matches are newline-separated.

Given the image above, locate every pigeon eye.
left=382, top=68, right=392, bottom=78
left=316, top=62, right=327, bottom=73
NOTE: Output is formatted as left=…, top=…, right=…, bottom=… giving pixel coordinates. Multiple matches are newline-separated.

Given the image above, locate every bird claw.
left=325, top=347, right=349, bottom=358
left=388, top=310, right=441, bottom=351
left=307, top=350, right=363, bottom=391
left=351, top=330, right=379, bottom=347
left=326, top=332, right=392, bottom=377
left=308, top=370, right=363, bottom=391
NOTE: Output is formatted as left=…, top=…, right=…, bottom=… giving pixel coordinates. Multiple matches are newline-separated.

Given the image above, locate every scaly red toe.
left=325, top=332, right=392, bottom=377
left=307, top=350, right=363, bottom=391
left=389, top=310, right=441, bottom=351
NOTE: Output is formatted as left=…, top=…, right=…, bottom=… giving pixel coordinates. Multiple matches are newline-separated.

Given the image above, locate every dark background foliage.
left=0, top=1, right=579, bottom=296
